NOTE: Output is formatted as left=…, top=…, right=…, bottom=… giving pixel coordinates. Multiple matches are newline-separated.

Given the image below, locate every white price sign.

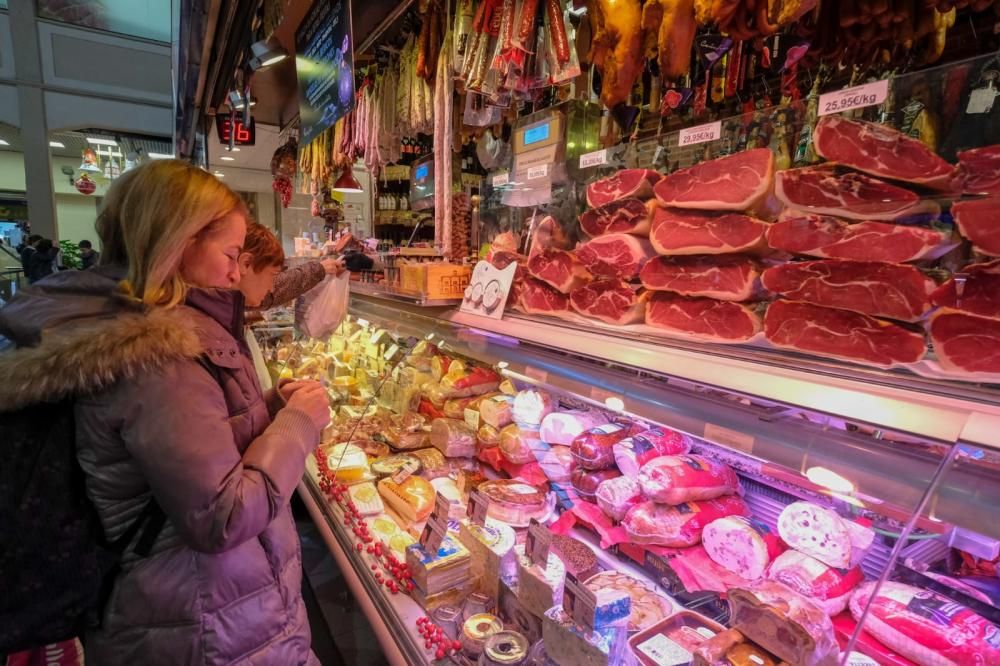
left=679, top=121, right=721, bottom=147
left=579, top=149, right=608, bottom=168
left=526, top=164, right=548, bottom=180
left=819, top=79, right=888, bottom=116
left=491, top=172, right=510, bottom=187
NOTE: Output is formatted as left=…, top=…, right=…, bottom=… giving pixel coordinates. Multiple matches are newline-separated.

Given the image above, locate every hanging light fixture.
left=249, top=37, right=288, bottom=70
left=331, top=165, right=363, bottom=193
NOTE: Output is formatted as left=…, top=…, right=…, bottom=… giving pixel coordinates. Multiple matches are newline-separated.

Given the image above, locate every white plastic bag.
left=295, top=272, right=350, bottom=339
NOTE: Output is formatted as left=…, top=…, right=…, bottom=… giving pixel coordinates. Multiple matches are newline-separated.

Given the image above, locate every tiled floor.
left=296, top=501, right=390, bottom=666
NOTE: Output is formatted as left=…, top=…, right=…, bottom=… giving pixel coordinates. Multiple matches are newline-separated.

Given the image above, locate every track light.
left=249, top=38, right=288, bottom=71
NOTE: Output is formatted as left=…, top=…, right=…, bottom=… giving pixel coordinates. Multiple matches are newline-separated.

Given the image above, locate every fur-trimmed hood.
left=0, top=267, right=206, bottom=411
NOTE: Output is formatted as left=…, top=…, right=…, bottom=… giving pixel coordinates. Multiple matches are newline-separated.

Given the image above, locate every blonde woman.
left=0, top=161, right=329, bottom=665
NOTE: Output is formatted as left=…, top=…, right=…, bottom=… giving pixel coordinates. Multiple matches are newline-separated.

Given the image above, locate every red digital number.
left=236, top=123, right=251, bottom=142
left=220, top=120, right=231, bottom=141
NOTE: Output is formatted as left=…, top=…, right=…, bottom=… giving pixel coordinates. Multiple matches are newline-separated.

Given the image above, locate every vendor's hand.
left=320, top=257, right=346, bottom=276
left=286, top=382, right=331, bottom=431
left=278, top=380, right=315, bottom=403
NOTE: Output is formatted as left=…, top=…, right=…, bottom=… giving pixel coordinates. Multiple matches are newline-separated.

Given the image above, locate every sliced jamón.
left=570, top=279, right=648, bottom=325
left=649, top=207, right=769, bottom=256
left=640, top=255, right=761, bottom=301
left=575, top=233, right=657, bottom=282
left=516, top=277, right=571, bottom=316
left=951, top=197, right=1000, bottom=257
left=955, top=145, right=1000, bottom=195
left=929, top=309, right=1000, bottom=374
left=761, top=260, right=935, bottom=323
left=578, top=198, right=652, bottom=237
left=775, top=166, right=931, bottom=221
left=586, top=169, right=662, bottom=208
left=645, top=292, right=762, bottom=342
left=653, top=148, right=774, bottom=211
left=930, top=259, right=1000, bottom=321
left=527, top=248, right=591, bottom=293
left=763, top=300, right=926, bottom=367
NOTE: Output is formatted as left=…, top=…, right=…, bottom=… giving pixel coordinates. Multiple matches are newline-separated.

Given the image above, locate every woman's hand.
left=320, top=257, right=346, bottom=276
left=278, top=380, right=313, bottom=403
left=285, top=382, right=331, bottom=431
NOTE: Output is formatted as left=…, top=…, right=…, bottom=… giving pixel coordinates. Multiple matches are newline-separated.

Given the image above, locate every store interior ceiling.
left=0, top=125, right=173, bottom=162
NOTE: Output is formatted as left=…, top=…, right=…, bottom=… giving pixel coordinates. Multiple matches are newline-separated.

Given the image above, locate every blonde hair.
left=96, top=160, right=247, bottom=307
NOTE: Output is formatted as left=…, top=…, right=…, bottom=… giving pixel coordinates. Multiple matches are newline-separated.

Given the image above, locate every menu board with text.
left=295, top=0, right=355, bottom=145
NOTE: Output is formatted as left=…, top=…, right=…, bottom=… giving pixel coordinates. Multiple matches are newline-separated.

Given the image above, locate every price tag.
left=419, top=516, right=448, bottom=555
left=819, top=79, right=888, bottom=116
left=703, top=423, right=755, bottom=455
left=563, top=572, right=597, bottom=630
left=390, top=458, right=420, bottom=485
left=967, top=85, right=999, bottom=114
left=525, top=518, right=552, bottom=566
left=579, top=149, right=608, bottom=169
left=467, top=489, right=489, bottom=526
left=464, top=407, right=481, bottom=430
left=492, top=172, right=510, bottom=187
left=678, top=121, right=721, bottom=147
left=526, top=164, right=548, bottom=180
left=432, top=492, right=454, bottom=521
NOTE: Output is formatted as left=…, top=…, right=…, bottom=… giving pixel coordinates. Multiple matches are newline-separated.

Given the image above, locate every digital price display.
left=414, top=163, right=429, bottom=181
left=524, top=122, right=551, bottom=146
left=215, top=116, right=256, bottom=146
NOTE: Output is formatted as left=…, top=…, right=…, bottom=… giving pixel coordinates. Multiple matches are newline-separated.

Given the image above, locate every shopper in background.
left=25, top=239, right=58, bottom=283
left=18, top=234, right=41, bottom=273
left=0, top=160, right=327, bottom=665
left=78, top=240, right=99, bottom=270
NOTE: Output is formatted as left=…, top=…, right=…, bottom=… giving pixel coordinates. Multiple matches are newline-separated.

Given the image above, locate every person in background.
left=18, top=234, right=41, bottom=273
left=0, top=160, right=328, bottom=665
left=78, top=240, right=99, bottom=270
left=25, top=239, right=58, bottom=283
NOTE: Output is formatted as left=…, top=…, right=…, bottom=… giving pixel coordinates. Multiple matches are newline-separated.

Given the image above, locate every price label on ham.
left=819, top=79, right=888, bottom=116
left=390, top=459, right=420, bottom=485
left=579, top=149, right=608, bottom=169
left=491, top=172, right=510, bottom=188
left=678, top=121, right=721, bottom=147
left=526, top=165, right=548, bottom=181
left=562, top=572, right=597, bottom=631
left=525, top=518, right=552, bottom=566
left=467, top=489, right=488, bottom=526
left=419, top=516, right=448, bottom=555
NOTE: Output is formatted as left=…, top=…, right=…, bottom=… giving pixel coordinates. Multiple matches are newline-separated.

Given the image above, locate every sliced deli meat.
left=850, top=581, right=1000, bottom=666
left=527, top=248, right=592, bottom=293
left=575, top=233, right=657, bottom=281
left=929, top=309, right=1000, bottom=374
left=623, top=495, right=750, bottom=547
left=649, top=207, right=769, bottom=255
left=653, top=147, right=774, bottom=211
left=767, top=550, right=863, bottom=616
left=766, top=213, right=954, bottom=263
left=930, top=259, right=1000, bottom=320
left=641, top=254, right=761, bottom=301
left=638, top=454, right=740, bottom=504
left=646, top=292, right=763, bottom=342
left=955, top=144, right=1000, bottom=195
left=764, top=300, right=926, bottom=367
left=775, top=165, right=929, bottom=221
left=570, top=279, right=648, bottom=325
left=812, top=116, right=955, bottom=189
left=516, top=277, right=571, bottom=316
left=777, top=501, right=852, bottom=569
left=761, top=260, right=935, bottom=322
left=586, top=169, right=663, bottom=207
left=578, top=198, right=652, bottom=237
left=703, top=516, right=782, bottom=580
left=528, top=215, right=571, bottom=256
left=571, top=423, right=633, bottom=470
left=951, top=196, right=1000, bottom=256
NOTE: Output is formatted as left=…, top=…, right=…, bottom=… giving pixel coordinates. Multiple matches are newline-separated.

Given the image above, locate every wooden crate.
left=399, top=263, right=471, bottom=300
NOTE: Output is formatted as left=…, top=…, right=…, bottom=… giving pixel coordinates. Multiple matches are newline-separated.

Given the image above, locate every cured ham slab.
left=570, top=279, right=648, bottom=325
left=955, top=145, right=1000, bottom=195
left=586, top=169, right=662, bottom=207
left=653, top=148, right=774, bottom=211
left=812, top=116, right=955, bottom=189
left=527, top=248, right=591, bottom=293
left=645, top=292, right=762, bottom=342
left=775, top=166, right=930, bottom=221
left=765, top=213, right=953, bottom=263
left=578, top=198, right=652, bottom=237
left=575, top=233, right=657, bottom=281
left=640, top=255, right=761, bottom=301
left=649, top=207, right=769, bottom=255
left=517, top=277, right=571, bottom=316
left=951, top=197, right=1000, bottom=256
left=761, top=260, right=935, bottom=322
left=929, top=309, right=1000, bottom=374
left=929, top=259, right=1000, bottom=320
left=763, top=300, right=926, bottom=367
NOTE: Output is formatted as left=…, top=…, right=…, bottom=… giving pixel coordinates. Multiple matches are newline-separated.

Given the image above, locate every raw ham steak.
left=930, top=259, right=1000, bottom=320
left=586, top=170, right=662, bottom=208
left=930, top=309, right=1000, bottom=374
left=951, top=197, right=1000, bottom=256
left=528, top=215, right=571, bottom=256
left=517, top=277, right=571, bottom=316
left=955, top=145, right=1000, bottom=195
left=812, top=116, right=954, bottom=189
left=761, top=260, right=935, bottom=322
left=646, top=293, right=762, bottom=342
left=766, top=213, right=953, bottom=263
left=649, top=207, right=769, bottom=255
left=575, top=234, right=657, bottom=281
left=654, top=148, right=774, bottom=211
left=578, top=198, right=652, bottom=237
left=775, top=166, right=928, bottom=221
left=570, top=279, right=648, bottom=325
left=640, top=255, right=761, bottom=301
left=527, top=248, right=591, bottom=293
left=764, top=300, right=926, bottom=367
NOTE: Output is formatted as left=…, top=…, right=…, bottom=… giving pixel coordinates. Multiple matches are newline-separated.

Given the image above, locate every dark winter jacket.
left=0, top=267, right=320, bottom=665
